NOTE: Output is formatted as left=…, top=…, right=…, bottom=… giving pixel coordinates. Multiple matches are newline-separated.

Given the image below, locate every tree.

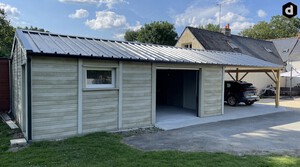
left=239, top=15, right=300, bottom=40
left=137, top=21, right=178, bottom=46
left=18, top=26, right=48, bottom=32
left=199, top=23, right=220, bottom=32
left=124, top=21, right=178, bottom=46
left=124, top=30, right=139, bottom=42
left=0, top=9, right=15, bottom=57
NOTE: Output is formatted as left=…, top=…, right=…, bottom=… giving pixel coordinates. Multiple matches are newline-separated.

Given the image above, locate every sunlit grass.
left=0, top=121, right=299, bottom=167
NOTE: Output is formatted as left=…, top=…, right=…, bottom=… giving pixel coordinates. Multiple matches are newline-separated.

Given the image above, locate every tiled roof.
left=272, top=37, right=300, bottom=62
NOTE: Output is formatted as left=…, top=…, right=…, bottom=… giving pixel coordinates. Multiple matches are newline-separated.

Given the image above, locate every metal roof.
left=15, top=29, right=282, bottom=69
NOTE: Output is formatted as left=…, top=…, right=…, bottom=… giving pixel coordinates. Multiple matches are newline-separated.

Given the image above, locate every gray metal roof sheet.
left=15, top=29, right=282, bottom=69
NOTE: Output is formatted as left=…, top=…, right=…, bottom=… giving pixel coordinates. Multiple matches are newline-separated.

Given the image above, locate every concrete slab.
left=6, top=120, right=19, bottom=129
left=155, top=101, right=287, bottom=130
left=10, top=138, right=27, bottom=146
left=0, top=113, right=11, bottom=121
left=124, top=110, right=300, bottom=156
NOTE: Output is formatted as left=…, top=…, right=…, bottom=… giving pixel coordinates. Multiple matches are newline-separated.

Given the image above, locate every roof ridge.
left=186, top=26, right=274, bottom=43
left=17, top=28, right=176, bottom=49
left=18, top=28, right=249, bottom=56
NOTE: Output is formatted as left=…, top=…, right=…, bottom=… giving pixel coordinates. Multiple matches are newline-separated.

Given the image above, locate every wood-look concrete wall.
left=11, top=40, right=27, bottom=136
left=20, top=56, right=224, bottom=141
left=122, top=62, right=152, bottom=128
left=31, top=57, right=78, bottom=140
left=201, top=66, right=224, bottom=117
left=82, top=59, right=119, bottom=133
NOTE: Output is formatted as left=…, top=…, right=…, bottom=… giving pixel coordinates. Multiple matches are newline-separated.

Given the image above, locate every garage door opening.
left=156, top=69, right=199, bottom=122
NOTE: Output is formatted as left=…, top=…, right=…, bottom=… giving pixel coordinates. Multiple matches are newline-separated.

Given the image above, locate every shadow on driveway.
left=123, top=111, right=300, bottom=156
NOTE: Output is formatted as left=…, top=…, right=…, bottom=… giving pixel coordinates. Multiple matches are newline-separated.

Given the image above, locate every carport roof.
left=15, top=29, right=282, bottom=69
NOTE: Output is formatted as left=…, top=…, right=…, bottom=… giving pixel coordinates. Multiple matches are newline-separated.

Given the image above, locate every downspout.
left=27, top=56, right=32, bottom=141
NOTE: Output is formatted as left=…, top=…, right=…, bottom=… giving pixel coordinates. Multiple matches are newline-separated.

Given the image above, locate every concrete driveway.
left=123, top=109, right=300, bottom=156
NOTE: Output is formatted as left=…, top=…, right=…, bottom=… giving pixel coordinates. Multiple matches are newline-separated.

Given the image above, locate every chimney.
left=221, top=23, right=231, bottom=36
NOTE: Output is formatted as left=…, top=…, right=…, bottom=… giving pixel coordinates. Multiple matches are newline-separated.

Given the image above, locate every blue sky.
left=1, top=0, right=298, bottom=40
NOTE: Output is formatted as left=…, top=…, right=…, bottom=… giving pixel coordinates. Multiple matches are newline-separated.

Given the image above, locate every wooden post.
left=275, top=69, right=281, bottom=108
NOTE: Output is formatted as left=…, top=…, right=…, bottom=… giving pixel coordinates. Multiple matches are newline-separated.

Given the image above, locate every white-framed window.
left=85, top=68, right=116, bottom=89
left=182, top=43, right=192, bottom=49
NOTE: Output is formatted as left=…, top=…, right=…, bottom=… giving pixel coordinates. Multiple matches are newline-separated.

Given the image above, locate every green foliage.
left=239, top=15, right=300, bottom=40
left=137, top=21, right=178, bottom=46
left=1, top=121, right=300, bottom=167
left=199, top=23, right=220, bottom=32
left=0, top=9, right=15, bottom=58
left=0, top=10, right=48, bottom=58
left=0, top=120, right=11, bottom=152
left=125, top=21, right=178, bottom=46
left=124, top=30, right=139, bottom=42
left=17, top=26, right=48, bottom=32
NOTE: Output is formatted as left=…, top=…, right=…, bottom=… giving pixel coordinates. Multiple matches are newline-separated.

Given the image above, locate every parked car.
left=224, top=81, right=259, bottom=106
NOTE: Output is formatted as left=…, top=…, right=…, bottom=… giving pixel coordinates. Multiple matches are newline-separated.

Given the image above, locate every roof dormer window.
left=264, top=47, right=273, bottom=53
left=227, top=41, right=238, bottom=49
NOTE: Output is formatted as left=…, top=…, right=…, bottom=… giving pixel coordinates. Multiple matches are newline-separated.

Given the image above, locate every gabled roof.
left=14, top=29, right=281, bottom=69
left=186, top=27, right=284, bottom=65
left=272, top=37, right=300, bottom=62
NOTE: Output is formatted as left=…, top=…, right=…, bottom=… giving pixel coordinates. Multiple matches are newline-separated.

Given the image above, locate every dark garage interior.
left=156, top=69, right=199, bottom=120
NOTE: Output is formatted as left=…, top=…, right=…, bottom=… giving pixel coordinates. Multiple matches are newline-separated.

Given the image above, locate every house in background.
left=11, top=29, right=281, bottom=141
left=176, top=25, right=284, bottom=92
left=272, top=36, right=300, bottom=89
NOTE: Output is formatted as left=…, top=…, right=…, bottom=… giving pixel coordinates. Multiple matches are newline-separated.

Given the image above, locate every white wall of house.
left=285, top=61, right=300, bottom=88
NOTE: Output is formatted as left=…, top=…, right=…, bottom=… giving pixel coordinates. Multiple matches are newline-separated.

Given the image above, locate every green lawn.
left=0, top=121, right=300, bottom=167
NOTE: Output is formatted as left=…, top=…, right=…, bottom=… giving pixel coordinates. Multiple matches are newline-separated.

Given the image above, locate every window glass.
left=86, top=69, right=115, bottom=88
left=87, top=70, right=112, bottom=84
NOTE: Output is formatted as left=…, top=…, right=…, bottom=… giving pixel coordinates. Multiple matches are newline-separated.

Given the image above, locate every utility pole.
left=218, top=2, right=222, bottom=30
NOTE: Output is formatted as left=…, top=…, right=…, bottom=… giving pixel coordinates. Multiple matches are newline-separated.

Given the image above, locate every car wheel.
left=227, top=95, right=237, bottom=106
left=245, top=101, right=254, bottom=105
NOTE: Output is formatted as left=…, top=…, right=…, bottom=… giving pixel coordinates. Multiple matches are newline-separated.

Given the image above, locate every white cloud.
left=69, top=9, right=89, bottom=19
left=257, top=9, right=266, bottom=18
left=126, top=21, right=142, bottom=31
left=0, top=3, right=20, bottom=19
left=174, top=1, right=253, bottom=33
left=220, top=0, right=239, bottom=5
left=113, top=33, right=125, bottom=40
left=85, top=11, right=126, bottom=29
left=59, top=0, right=128, bottom=9
left=175, top=6, right=218, bottom=27
left=221, top=12, right=246, bottom=23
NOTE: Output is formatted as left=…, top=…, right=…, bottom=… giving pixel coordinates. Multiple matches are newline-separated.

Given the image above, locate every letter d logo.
left=283, top=2, right=297, bottom=18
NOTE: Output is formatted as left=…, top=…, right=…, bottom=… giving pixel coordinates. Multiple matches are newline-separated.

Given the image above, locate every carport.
left=225, top=67, right=282, bottom=107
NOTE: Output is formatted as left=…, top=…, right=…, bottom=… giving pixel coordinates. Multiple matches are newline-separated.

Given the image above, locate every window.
left=264, top=47, right=273, bottom=53
left=85, top=69, right=115, bottom=88
left=227, top=41, right=238, bottom=49
left=182, top=43, right=192, bottom=48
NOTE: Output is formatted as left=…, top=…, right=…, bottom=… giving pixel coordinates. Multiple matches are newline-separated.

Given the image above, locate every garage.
left=156, top=69, right=199, bottom=122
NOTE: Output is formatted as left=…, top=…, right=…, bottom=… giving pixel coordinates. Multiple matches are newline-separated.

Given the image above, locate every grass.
left=1, top=121, right=300, bottom=167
